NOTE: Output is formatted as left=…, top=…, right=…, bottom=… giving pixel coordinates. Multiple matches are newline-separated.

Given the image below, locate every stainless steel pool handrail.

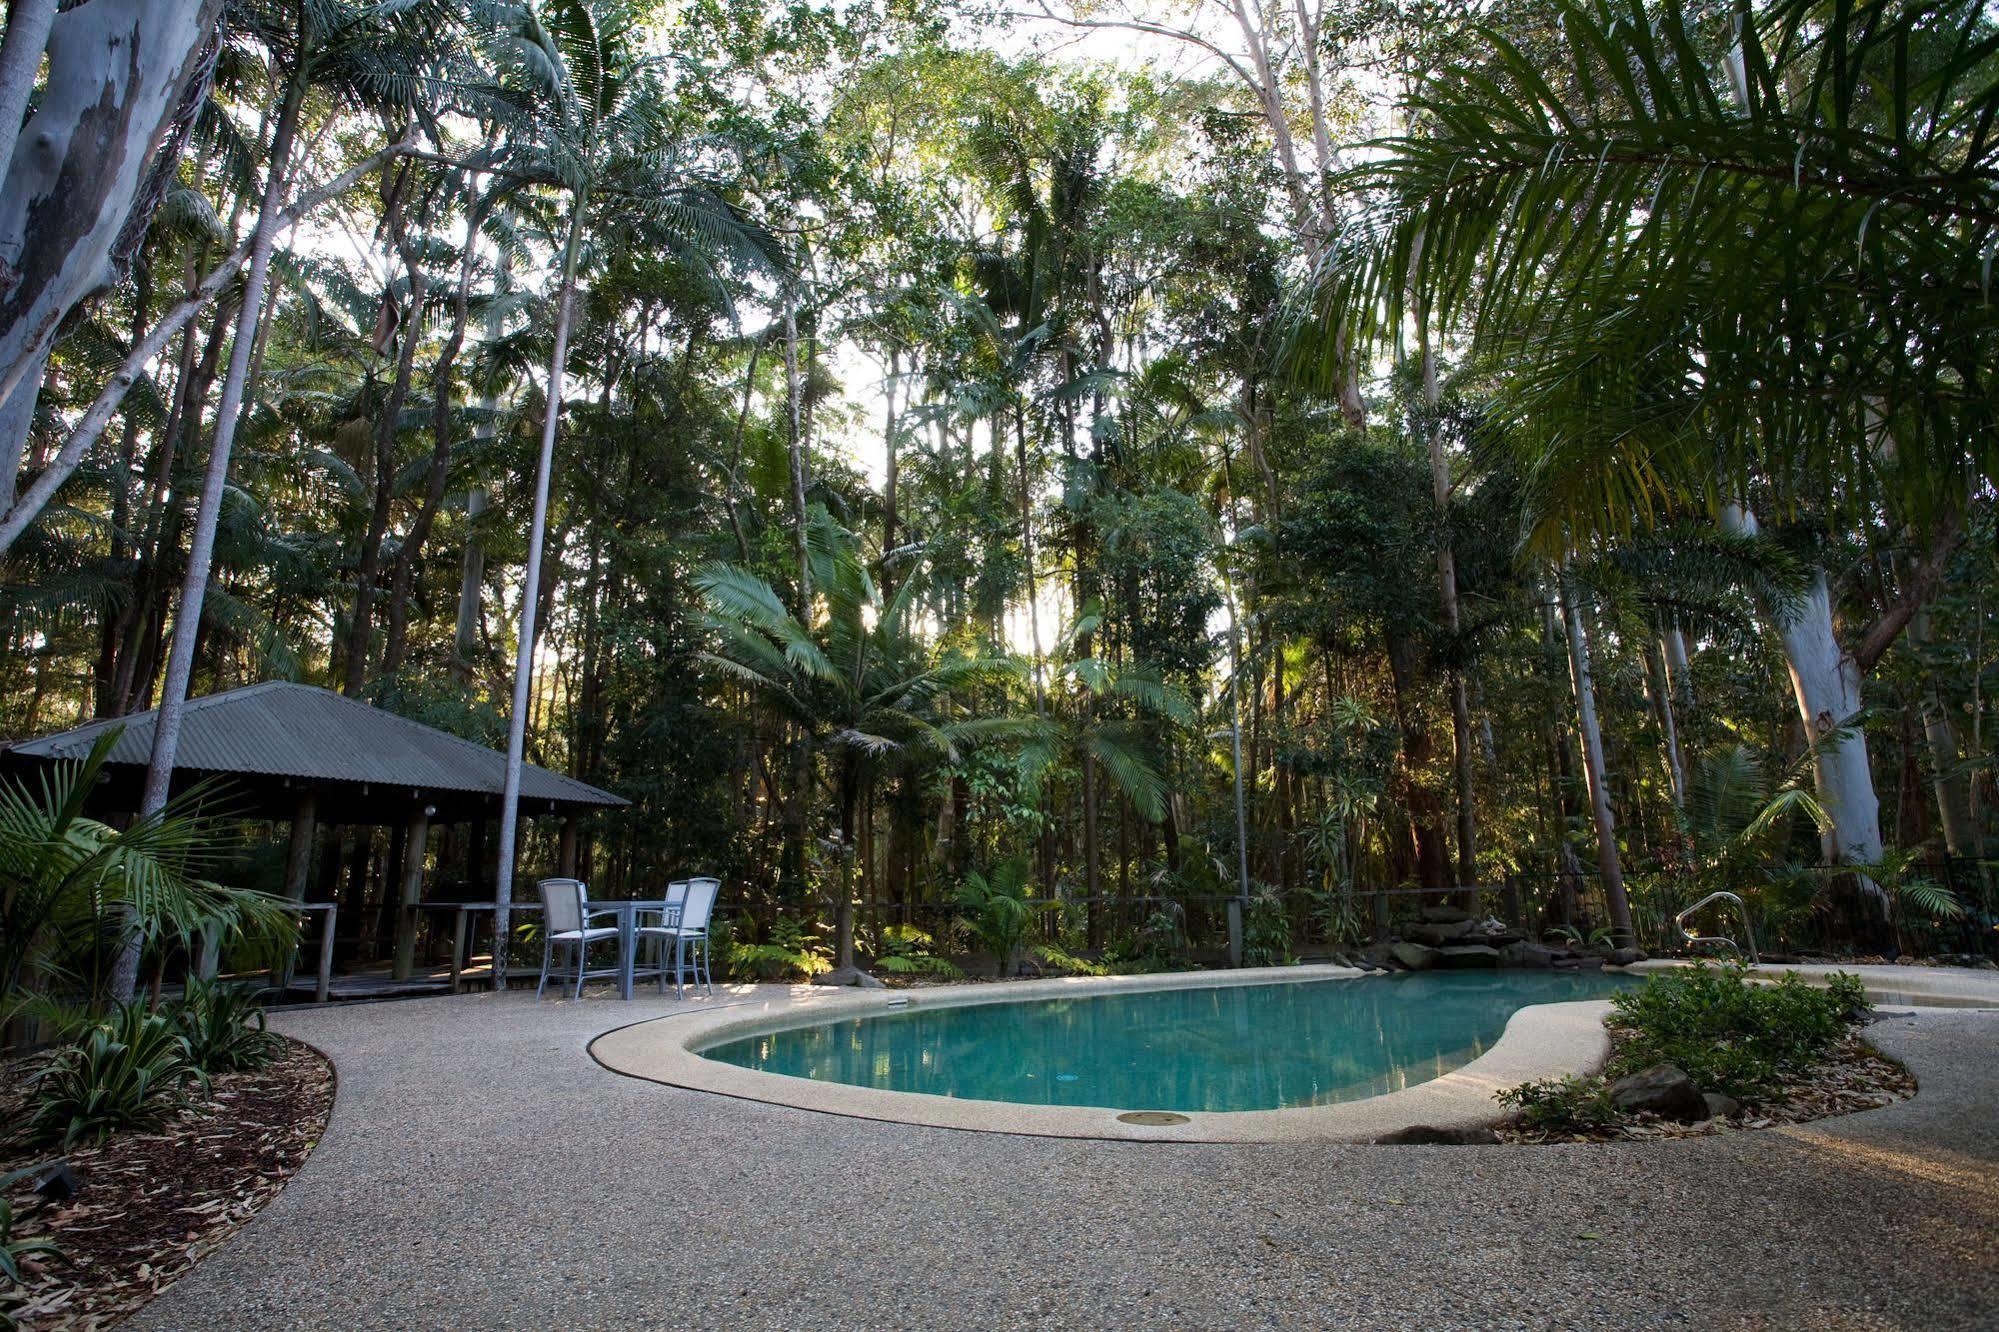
left=1675, top=891, right=1759, bottom=964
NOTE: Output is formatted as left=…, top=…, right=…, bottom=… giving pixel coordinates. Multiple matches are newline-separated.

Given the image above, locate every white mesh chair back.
left=663, top=880, right=690, bottom=916
left=679, top=878, right=720, bottom=933
left=538, top=878, right=587, bottom=934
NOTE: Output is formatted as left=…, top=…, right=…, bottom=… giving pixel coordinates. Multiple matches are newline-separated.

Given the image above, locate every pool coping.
left=587, top=965, right=1621, bottom=1143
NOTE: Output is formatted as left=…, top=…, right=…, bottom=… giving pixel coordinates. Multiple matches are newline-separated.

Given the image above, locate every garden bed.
left=1497, top=1030, right=1915, bottom=1143
left=0, top=1036, right=332, bottom=1330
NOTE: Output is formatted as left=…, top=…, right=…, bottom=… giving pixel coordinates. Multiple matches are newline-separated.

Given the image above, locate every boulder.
left=1607, top=947, right=1647, bottom=966
left=1419, top=905, right=1472, bottom=925
left=1374, top=1124, right=1501, bottom=1145
left=1408, top=919, right=1476, bottom=945
left=1702, top=1092, right=1743, bottom=1121
left=1554, top=955, right=1605, bottom=972
left=1608, top=1064, right=1708, bottom=1122
left=1499, top=941, right=1562, bottom=969
left=1355, top=942, right=1399, bottom=971
left=1436, top=944, right=1502, bottom=969
left=1389, top=941, right=1441, bottom=971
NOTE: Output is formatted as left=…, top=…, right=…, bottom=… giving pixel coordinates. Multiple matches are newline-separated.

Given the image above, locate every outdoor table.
left=584, top=898, right=682, bottom=999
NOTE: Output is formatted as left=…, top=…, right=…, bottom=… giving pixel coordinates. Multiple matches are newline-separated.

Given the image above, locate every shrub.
left=871, top=924, right=963, bottom=980
left=1496, top=1075, right=1620, bottom=1134
left=1606, top=963, right=1871, bottom=1100
left=30, top=1003, right=204, bottom=1148
left=1243, top=891, right=1293, bottom=967
left=174, top=978, right=284, bottom=1073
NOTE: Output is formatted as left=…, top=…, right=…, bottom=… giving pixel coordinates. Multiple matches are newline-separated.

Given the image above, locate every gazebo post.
left=392, top=805, right=432, bottom=981
left=557, top=814, right=579, bottom=879
left=269, top=792, right=318, bottom=993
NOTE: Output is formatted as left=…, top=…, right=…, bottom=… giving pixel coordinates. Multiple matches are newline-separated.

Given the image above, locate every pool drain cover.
left=1117, top=1111, right=1190, bottom=1127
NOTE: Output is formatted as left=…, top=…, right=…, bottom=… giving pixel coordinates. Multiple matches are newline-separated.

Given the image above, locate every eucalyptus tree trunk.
left=493, top=203, right=587, bottom=982
left=1720, top=504, right=1888, bottom=909
left=115, top=68, right=304, bottom=1000
left=1555, top=567, right=1634, bottom=947
left=0, top=0, right=222, bottom=470
left=0, top=132, right=415, bottom=556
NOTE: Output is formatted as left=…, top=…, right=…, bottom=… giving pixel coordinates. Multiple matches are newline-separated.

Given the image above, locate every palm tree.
left=1299, top=0, right=1996, bottom=923
left=115, top=0, right=451, bottom=999
left=1, top=732, right=289, bottom=1021
left=475, top=0, right=777, bottom=962
left=696, top=511, right=1014, bottom=983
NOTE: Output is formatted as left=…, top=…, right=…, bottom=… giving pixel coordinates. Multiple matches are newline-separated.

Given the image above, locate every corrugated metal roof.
left=5, top=682, right=625, bottom=808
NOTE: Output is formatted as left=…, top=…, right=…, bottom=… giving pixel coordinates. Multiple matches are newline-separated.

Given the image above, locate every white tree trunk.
left=112, top=74, right=299, bottom=1001
left=0, top=0, right=221, bottom=407
left=0, top=1, right=59, bottom=183
left=492, top=207, right=586, bottom=984
left=0, top=132, right=412, bottom=556
left=1720, top=504, right=1887, bottom=886
left=1556, top=566, right=1634, bottom=946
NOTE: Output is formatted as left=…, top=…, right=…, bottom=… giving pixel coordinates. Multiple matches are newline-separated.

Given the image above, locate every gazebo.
left=3, top=681, right=626, bottom=996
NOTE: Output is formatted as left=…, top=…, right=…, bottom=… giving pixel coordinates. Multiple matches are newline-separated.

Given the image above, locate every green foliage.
left=872, top=924, right=963, bottom=980
left=1242, top=891, right=1293, bottom=967
left=173, top=978, right=285, bottom=1074
left=29, top=1003, right=205, bottom=1148
left=719, top=915, right=830, bottom=982
left=0, top=732, right=289, bottom=1020
left=1495, top=1075, right=1620, bottom=1134
left=1031, top=942, right=1109, bottom=977
left=1607, top=964, right=1872, bottom=1100
left=1104, top=908, right=1189, bottom=974
left=955, top=859, right=1033, bottom=977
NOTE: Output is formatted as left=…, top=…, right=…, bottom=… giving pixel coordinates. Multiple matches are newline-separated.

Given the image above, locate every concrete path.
left=128, top=987, right=1999, bottom=1330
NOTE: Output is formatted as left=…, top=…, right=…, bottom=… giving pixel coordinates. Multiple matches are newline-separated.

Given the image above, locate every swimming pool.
left=699, top=970, right=1639, bottom=1113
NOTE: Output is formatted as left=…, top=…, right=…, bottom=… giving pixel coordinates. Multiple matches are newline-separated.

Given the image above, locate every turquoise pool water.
left=700, top=970, right=1639, bottom=1113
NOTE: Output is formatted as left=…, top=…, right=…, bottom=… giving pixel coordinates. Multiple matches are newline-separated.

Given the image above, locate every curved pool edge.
left=587, top=966, right=1618, bottom=1144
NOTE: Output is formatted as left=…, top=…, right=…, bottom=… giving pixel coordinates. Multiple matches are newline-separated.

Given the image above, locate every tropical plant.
left=698, top=511, right=1015, bottom=975
left=871, top=924, right=963, bottom=981
left=29, top=1003, right=205, bottom=1148
left=0, top=732, right=289, bottom=1020
left=954, top=859, right=1034, bottom=979
left=174, top=977, right=285, bottom=1074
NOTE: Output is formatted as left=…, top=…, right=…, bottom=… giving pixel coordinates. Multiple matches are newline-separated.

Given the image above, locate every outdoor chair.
left=636, top=876, right=718, bottom=998
left=534, top=878, right=622, bottom=1000
left=631, top=880, right=689, bottom=987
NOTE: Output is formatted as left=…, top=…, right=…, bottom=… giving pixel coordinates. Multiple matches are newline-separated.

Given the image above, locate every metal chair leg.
left=572, top=938, right=585, bottom=999
left=537, top=933, right=553, bottom=999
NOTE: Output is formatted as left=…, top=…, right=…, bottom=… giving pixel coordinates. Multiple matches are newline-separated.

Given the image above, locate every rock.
left=1374, top=1124, right=1500, bottom=1145
left=1554, top=955, right=1604, bottom=972
left=1608, top=1064, right=1708, bottom=1122
left=1436, top=944, right=1502, bottom=969
left=1419, top=905, right=1472, bottom=925
left=1389, top=941, right=1441, bottom=971
left=1608, top=947, right=1646, bottom=966
left=813, top=966, right=886, bottom=988
left=1702, top=1091, right=1743, bottom=1121
left=1356, top=942, right=1399, bottom=970
left=1895, top=954, right=1917, bottom=965
left=1499, top=941, right=1562, bottom=969
left=1408, top=919, right=1476, bottom=945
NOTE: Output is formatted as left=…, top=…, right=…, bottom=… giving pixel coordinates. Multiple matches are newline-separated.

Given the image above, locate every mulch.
left=1497, top=1033, right=1916, bottom=1144
left=0, top=1038, right=333, bottom=1330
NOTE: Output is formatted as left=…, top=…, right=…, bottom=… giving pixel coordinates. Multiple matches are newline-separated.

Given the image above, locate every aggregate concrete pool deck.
left=129, top=979, right=1999, bottom=1331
